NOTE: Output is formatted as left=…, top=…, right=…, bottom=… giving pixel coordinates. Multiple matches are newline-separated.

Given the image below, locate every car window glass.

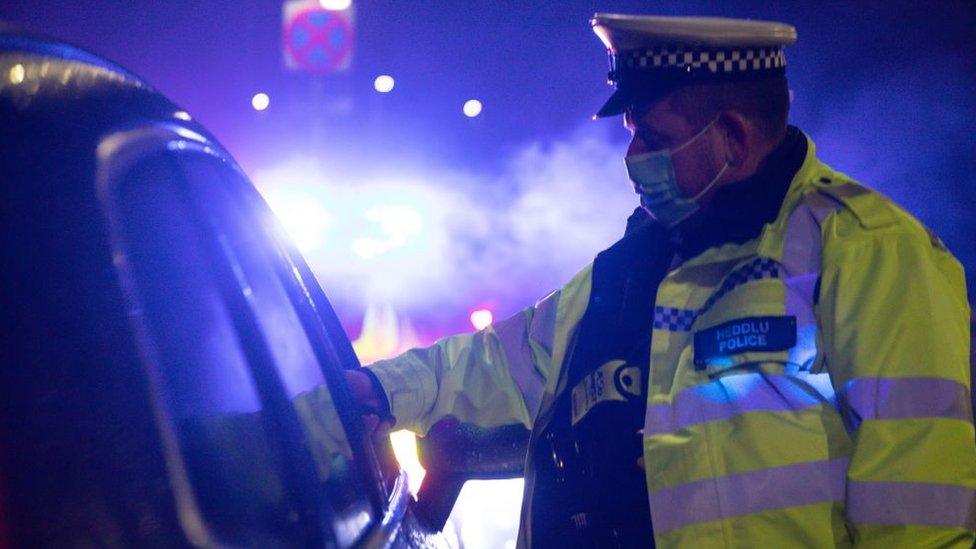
left=112, top=153, right=307, bottom=546
left=180, top=156, right=374, bottom=545
left=110, top=150, right=372, bottom=546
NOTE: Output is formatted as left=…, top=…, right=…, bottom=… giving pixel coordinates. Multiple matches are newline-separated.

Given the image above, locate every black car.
left=0, top=31, right=525, bottom=547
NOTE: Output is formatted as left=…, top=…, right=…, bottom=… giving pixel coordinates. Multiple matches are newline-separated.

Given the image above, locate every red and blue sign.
left=283, top=2, right=354, bottom=73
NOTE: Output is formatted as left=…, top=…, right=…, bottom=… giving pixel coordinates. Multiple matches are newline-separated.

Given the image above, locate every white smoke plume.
left=251, top=122, right=637, bottom=328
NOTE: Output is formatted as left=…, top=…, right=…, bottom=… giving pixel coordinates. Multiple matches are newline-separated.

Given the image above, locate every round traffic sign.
left=284, top=7, right=353, bottom=73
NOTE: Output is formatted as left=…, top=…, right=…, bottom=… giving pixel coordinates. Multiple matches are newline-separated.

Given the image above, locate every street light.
left=374, top=75, right=395, bottom=93
left=463, top=99, right=483, bottom=118
left=251, top=92, right=270, bottom=111
left=319, top=0, right=352, bottom=10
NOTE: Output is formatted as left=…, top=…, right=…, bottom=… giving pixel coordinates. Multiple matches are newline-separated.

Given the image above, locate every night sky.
left=3, top=1, right=974, bottom=337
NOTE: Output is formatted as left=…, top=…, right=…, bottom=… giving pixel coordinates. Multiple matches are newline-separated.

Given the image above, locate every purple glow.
left=2, top=2, right=972, bottom=334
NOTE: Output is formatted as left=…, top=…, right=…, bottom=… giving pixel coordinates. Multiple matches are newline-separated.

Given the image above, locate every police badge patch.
left=693, top=315, right=797, bottom=369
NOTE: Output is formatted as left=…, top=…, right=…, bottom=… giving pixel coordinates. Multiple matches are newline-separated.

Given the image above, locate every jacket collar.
left=668, top=125, right=809, bottom=263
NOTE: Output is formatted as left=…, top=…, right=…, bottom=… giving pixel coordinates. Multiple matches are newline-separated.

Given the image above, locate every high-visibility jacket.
left=367, top=137, right=976, bottom=547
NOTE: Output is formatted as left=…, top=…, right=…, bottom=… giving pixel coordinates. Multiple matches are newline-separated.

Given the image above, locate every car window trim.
left=96, top=126, right=218, bottom=548
left=229, top=167, right=395, bottom=509
left=359, top=468, right=411, bottom=549
left=175, top=151, right=339, bottom=546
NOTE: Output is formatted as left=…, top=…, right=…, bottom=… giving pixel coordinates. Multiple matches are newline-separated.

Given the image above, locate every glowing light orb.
left=463, top=99, right=483, bottom=118
left=251, top=92, right=270, bottom=111
left=470, top=309, right=493, bottom=330
left=374, top=75, right=395, bottom=93
left=9, top=63, right=25, bottom=85
left=319, top=0, right=352, bottom=9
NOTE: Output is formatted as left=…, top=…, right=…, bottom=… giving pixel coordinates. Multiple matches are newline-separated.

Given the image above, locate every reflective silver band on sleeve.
left=780, top=190, right=842, bottom=370
left=649, top=458, right=848, bottom=533
left=528, top=289, right=560, bottom=356
left=847, top=480, right=976, bottom=530
left=838, top=376, right=974, bottom=430
left=492, top=290, right=560, bottom=420
left=646, top=372, right=834, bottom=436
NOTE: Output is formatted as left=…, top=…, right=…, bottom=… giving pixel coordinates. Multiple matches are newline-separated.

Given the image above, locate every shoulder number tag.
left=570, top=360, right=643, bottom=426
left=694, top=315, right=796, bottom=369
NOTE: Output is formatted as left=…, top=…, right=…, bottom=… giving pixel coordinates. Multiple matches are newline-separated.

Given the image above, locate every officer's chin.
left=637, top=203, right=667, bottom=229
left=638, top=200, right=699, bottom=231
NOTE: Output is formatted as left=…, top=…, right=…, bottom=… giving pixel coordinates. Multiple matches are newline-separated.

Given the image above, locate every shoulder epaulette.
left=813, top=177, right=897, bottom=230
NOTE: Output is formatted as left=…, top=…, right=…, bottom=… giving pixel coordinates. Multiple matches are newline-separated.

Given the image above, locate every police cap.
left=590, top=14, right=797, bottom=118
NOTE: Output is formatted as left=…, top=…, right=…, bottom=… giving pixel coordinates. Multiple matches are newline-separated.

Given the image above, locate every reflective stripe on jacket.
left=367, top=137, right=976, bottom=547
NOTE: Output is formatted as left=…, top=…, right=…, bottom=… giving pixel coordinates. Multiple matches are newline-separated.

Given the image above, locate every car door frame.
left=95, top=122, right=412, bottom=547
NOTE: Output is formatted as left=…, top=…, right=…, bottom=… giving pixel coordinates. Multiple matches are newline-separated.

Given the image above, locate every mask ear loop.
left=689, top=161, right=729, bottom=202
left=670, top=115, right=721, bottom=155
left=678, top=115, right=729, bottom=201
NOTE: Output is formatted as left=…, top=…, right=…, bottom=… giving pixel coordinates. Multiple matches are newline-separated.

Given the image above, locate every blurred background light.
left=373, top=74, right=394, bottom=93
left=9, top=63, right=24, bottom=84
left=451, top=479, right=524, bottom=549
left=469, top=309, right=493, bottom=330
left=463, top=99, right=482, bottom=118
left=389, top=430, right=425, bottom=498
left=351, top=205, right=423, bottom=259
left=251, top=92, right=270, bottom=111
left=261, top=187, right=333, bottom=253
left=319, top=0, right=352, bottom=10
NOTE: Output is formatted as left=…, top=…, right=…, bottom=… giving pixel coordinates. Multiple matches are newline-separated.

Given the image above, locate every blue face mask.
left=625, top=118, right=729, bottom=228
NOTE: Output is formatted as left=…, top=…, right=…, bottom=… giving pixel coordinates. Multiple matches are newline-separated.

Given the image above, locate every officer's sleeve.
left=818, top=224, right=976, bottom=547
left=366, top=265, right=592, bottom=435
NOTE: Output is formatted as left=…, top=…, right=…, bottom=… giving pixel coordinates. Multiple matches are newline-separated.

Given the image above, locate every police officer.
left=347, top=14, right=976, bottom=548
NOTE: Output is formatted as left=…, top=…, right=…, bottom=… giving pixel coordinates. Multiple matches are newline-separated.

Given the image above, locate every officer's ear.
left=715, top=110, right=752, bottom=169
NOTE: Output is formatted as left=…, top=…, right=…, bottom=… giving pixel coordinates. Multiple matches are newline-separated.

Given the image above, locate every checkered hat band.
left=652, top=257, right=780, bottom=332
left=613, top=46, right=786, bottom=79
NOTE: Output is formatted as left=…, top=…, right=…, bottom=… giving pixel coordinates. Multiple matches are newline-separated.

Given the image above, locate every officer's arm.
left=818, top=224, right=976, bottom=547
left=364, top=265, right=591, bottom=435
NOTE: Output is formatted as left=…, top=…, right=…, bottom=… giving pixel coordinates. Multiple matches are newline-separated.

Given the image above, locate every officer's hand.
left=344, top=369, right=394, bottom=437
left=344, top=369, right=384, bottom=411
